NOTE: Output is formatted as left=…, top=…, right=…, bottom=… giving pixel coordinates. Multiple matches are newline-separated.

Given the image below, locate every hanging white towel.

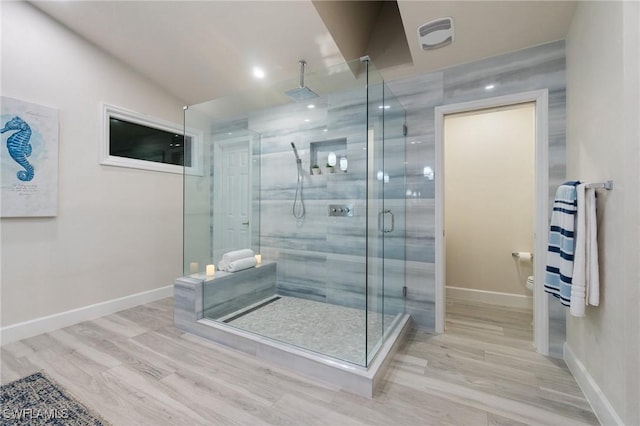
left=570, top=185, right=600, bottom=316
left=585, top=187, right=600, bottom=306
left=218, top=249, right=254, bottom=271
left=570, top=184, right=587, bottom=316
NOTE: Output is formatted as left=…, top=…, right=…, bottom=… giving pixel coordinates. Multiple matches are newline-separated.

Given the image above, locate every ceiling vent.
left=417, top=17, right=454, bottom=51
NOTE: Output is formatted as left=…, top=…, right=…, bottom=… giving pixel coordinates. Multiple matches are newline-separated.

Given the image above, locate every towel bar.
left=585, top=180, right=613, bottom=190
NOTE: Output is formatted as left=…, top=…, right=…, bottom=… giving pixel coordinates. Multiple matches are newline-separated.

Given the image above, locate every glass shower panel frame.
left=183, top=58, right=405, bottom=368
left=183, top=109, right=261, bottom=277
left=365, top=60, right=385, bottom=363
left=183, top=106, right=214, bottom=276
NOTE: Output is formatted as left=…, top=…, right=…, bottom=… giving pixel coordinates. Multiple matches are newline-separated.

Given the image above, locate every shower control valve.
left=328, top=204, right=353, bottom=217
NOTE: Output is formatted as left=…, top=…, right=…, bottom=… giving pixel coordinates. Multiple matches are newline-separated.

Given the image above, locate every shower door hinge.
left=403, top=124, right=408, bottom=137
left=402, top=286, right=407, bottom=298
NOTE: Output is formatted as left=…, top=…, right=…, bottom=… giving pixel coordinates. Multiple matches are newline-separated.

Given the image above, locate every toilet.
left=526, top=275, right=534, bottom=293
left=513, top=252, right=535, bottom=294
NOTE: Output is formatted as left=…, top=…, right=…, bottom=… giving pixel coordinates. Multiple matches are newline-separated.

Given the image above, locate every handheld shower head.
left=291, top=142, right=305, bottom=219
left=290, top=142, right=301, bottom=162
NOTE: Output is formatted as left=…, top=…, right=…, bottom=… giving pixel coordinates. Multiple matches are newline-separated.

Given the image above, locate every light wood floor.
left=1, top=298, right=598, bottom=425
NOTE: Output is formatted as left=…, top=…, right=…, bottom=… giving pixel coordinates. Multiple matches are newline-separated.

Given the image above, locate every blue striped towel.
left=544, top=181, right=580, bottom=306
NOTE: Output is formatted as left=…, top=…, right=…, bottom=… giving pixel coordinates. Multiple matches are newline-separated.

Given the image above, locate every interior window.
left=101, top=104, right=202, bottom=175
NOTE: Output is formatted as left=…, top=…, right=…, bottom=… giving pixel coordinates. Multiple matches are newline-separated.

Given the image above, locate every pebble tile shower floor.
left=227, top=296, right=397, bottom=365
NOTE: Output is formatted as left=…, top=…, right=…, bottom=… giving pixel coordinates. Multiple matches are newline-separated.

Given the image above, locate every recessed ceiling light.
left=307, top=104, right=315, bottom=109
left=252, top=67, right=265, bottom=79
left=485, top=84, right=495, bottom=90
left=304, top=119, right=310, bottom=122
left=378, top=105, right=391, bottom=109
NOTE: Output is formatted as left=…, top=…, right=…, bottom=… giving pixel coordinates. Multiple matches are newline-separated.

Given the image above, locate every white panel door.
left=219, top=141, right=251, bottom=254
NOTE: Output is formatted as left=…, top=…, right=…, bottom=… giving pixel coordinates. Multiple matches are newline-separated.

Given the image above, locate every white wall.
left=1, top=3, right=185, bottom=331
left=565, top=2, right=640, bottom=425
left=444, top=104, right=535, bottom=298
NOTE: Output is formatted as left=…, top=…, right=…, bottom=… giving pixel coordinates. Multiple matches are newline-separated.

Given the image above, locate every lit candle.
left=206, top=264, right=215, bottom=276
left=189, top=262, right=199, bottom=274
left=255, top=254, right=262, bottom=264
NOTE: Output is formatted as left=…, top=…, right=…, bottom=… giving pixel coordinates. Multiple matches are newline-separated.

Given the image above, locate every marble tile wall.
left=204, top=40, right=567, bottom=353
left=386, top=40, right=567, bottom=353
left=249, top=86, right=373, bottom=310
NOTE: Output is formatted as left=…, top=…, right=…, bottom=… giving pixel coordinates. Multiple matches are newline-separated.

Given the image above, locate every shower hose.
left=292, top=159, right=305, bottom=219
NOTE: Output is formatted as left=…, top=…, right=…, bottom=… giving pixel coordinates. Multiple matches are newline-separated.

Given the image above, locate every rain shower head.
left=285, top=60, right=319, bottom=102
left=285, top=86, right=319, bottom=101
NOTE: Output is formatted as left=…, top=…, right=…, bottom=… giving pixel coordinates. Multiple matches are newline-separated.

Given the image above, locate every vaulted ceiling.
left=31, top=1, right=577, bottom=105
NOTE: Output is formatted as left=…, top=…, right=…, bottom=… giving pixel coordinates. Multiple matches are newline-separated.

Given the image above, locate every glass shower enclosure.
left=183, top=58, right=406, bottom=368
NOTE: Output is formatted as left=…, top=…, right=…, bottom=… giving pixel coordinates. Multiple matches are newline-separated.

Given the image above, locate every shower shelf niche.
left=309, top=138, right=347, bottom=174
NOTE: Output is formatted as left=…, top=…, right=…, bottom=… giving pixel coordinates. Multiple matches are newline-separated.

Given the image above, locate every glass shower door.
left=366, top=62, right=406, bottom=365
left=381, top=83, right=407, bottom=333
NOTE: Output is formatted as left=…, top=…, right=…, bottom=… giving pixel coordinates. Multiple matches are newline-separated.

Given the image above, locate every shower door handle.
left=386, top=210, right=395, bottom=233
left=379, top=209, right=394, bottom=233
left=242, top=221, right=250, bottom=226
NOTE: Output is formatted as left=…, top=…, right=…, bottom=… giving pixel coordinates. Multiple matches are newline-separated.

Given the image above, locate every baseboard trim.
left=446, top=286, right=533, bottom=310
left=0, top=285, right=173, bottom=346
left=564, top=342, right=624, bottom=426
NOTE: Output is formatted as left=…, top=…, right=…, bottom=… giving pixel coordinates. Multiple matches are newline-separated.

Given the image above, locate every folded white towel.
left=226, top=256, right=257, bottom=273
left=218, top=249, right=254, bottom=271
left=221, top=249, right=255, bottom=263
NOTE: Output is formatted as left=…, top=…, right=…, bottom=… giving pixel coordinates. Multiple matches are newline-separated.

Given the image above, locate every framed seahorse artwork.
left=1, top=97, right=59, bottom=217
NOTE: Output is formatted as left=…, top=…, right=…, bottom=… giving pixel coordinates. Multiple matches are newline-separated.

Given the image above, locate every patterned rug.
left=1, top=372, right=107, bottom=425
